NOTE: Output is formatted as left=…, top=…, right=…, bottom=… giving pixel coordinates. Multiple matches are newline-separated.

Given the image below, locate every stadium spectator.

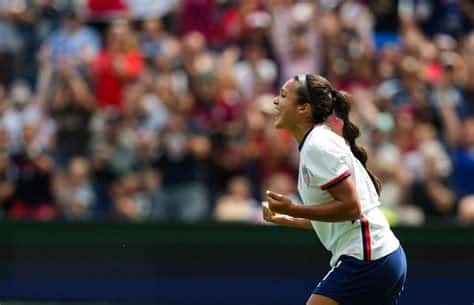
left=92, top=19, right=144, bottom=111
left=458, top=195, right=474, bottom=225
left=151, top=110, right=211, bottom=223
left=213, top=175, right=261, bottom=223
left=0, top=0, right=30, bottom=85
left=233, top=42, right=277, bottom=101
left=90, top=109, right=140, bottom=184
left=408, top=123, right=456, bottom=221
left=111, top=172, right=151, bottom=221
left=8, top=123, right=56, bottom=221
left=85, top=0, right=128, bottom=22
left=0, top=131, right=14, bottom=217
left=126, top=0, right=177, bottom=21
left=216, top=0, right=262, bottom=46
left=2, top=80, right=46, bottom=154
left=139, top=18, right=168, bottom=64
left=53, top=157, right=96, bottom=220
left=39, top=9, right=100, bottom=71
left=49, top=64, right=95, bottom=168
left=269, top=1, right=321, bottom=84
left=179, top=0, right=216, bottom=43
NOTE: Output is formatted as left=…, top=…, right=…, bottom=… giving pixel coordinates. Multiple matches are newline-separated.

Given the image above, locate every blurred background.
left=0, top=0, right=473, bottom=304
left=0, top=0, right=474, bottom=226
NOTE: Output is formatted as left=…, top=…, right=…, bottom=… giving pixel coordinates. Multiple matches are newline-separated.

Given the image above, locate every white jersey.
left=297, top=124, right=400, bottom=267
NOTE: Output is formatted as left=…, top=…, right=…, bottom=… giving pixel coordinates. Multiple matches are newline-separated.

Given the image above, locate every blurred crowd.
left=0, top=0, right=473, bottom=225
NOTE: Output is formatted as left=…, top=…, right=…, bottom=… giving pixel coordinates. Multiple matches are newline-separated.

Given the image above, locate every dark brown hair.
left=294, top=74, right=381, bottom=194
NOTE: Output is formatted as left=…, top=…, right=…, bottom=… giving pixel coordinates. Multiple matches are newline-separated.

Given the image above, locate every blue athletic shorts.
left=313, top=246, right=407, bottom=305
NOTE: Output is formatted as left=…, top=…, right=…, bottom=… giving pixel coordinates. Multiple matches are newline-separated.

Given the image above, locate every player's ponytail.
left=294, top=74, right=381, bottom=194
left=331, top=89, right=382, bottom=195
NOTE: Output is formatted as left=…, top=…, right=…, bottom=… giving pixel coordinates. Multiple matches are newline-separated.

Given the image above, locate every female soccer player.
left=262, top=74, right=407, bottom=305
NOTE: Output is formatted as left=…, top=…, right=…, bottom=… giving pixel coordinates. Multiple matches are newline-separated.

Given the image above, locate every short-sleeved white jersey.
left=297, top=124, right=399, bottom=267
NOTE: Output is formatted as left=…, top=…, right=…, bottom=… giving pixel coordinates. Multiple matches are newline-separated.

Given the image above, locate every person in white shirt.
left=262, top=74, right=407, bottom=305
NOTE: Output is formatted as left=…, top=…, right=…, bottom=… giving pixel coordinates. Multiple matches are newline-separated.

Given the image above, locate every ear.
left=297, top=103, right=311, bottom=116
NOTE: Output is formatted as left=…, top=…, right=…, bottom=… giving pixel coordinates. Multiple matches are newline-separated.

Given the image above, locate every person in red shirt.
left=93, top=19, right=144, bottom=112
left=179, top=0, right=216, bottom=43
left=86, top=0, right=128, bottom=21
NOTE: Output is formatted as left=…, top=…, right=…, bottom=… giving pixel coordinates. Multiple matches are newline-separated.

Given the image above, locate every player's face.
left=272, top=79, right=300, bottom=129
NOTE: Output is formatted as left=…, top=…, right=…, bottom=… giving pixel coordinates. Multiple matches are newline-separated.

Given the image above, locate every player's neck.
left=292, top=123, right=315, bottom=146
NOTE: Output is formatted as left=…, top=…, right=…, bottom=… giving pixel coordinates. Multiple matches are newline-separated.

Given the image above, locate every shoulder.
left=305, top=125, right=348, bottom=155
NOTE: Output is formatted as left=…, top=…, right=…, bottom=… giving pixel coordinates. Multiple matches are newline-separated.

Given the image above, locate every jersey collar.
left=298, top=126, right=314, bottom=152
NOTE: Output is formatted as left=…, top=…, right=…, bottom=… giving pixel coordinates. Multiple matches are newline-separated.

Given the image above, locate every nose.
left=273, top=96, right=278, bottom=106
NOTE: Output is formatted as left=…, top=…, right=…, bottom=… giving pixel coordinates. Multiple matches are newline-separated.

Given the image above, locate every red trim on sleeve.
left=319, top=170, right=351, bottom=190
left=360, top=216, right=372, bottom=261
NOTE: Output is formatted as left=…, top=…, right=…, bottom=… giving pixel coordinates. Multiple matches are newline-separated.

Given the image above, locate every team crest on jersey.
left=302, top=165, right=311, bottom=186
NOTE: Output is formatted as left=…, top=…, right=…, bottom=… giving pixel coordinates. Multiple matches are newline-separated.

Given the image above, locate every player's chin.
left=274, top=118, right=285, bottom=129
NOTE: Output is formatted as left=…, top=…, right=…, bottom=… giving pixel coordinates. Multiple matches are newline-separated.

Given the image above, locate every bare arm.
left=439, top=100, right=462, bottom=147
left=262, top=202, right=313, bottom=230
left=65, top=71, right=95, bottom=110
left=266, top=176, right=362, bottom=222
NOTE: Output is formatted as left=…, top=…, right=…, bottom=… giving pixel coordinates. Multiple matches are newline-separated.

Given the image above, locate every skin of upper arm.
left=326, top=176, right=362, bottom=218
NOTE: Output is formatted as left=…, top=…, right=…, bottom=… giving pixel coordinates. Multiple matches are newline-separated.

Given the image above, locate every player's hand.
left=266, top=190, right=295, bottom=215
left=262, top=201, right=277, bottom=223
left=262, top=201, right=292, bottom=225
